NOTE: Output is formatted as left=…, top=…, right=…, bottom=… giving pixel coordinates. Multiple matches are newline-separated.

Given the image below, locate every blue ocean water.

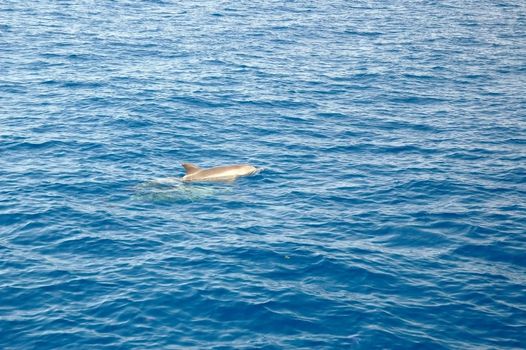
left=1, top=0, right=525, bottom=348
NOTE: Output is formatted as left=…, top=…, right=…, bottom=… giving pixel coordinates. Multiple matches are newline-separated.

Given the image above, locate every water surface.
left=1, top=1, right=525, bottom=349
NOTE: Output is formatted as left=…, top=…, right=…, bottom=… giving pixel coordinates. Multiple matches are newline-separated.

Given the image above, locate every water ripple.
left=1, top=0, right=525, bottom=349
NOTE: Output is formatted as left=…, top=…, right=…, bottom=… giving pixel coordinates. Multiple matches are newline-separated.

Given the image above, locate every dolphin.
left=181, top=163, right=260, bottom=182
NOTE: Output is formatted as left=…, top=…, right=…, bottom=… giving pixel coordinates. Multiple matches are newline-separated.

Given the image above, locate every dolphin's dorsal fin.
left=182, top=163, right=201, bottom=175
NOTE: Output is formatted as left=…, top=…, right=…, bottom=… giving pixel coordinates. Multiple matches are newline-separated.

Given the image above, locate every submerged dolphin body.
left=181, top=163, right=259, bottom=182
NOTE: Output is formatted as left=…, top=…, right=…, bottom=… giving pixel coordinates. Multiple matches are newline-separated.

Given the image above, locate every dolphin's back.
left=181, top=164, right=257, bottom=182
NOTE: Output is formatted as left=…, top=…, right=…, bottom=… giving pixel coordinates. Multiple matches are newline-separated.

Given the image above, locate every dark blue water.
left=1, top=1, right=525, bottom=349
